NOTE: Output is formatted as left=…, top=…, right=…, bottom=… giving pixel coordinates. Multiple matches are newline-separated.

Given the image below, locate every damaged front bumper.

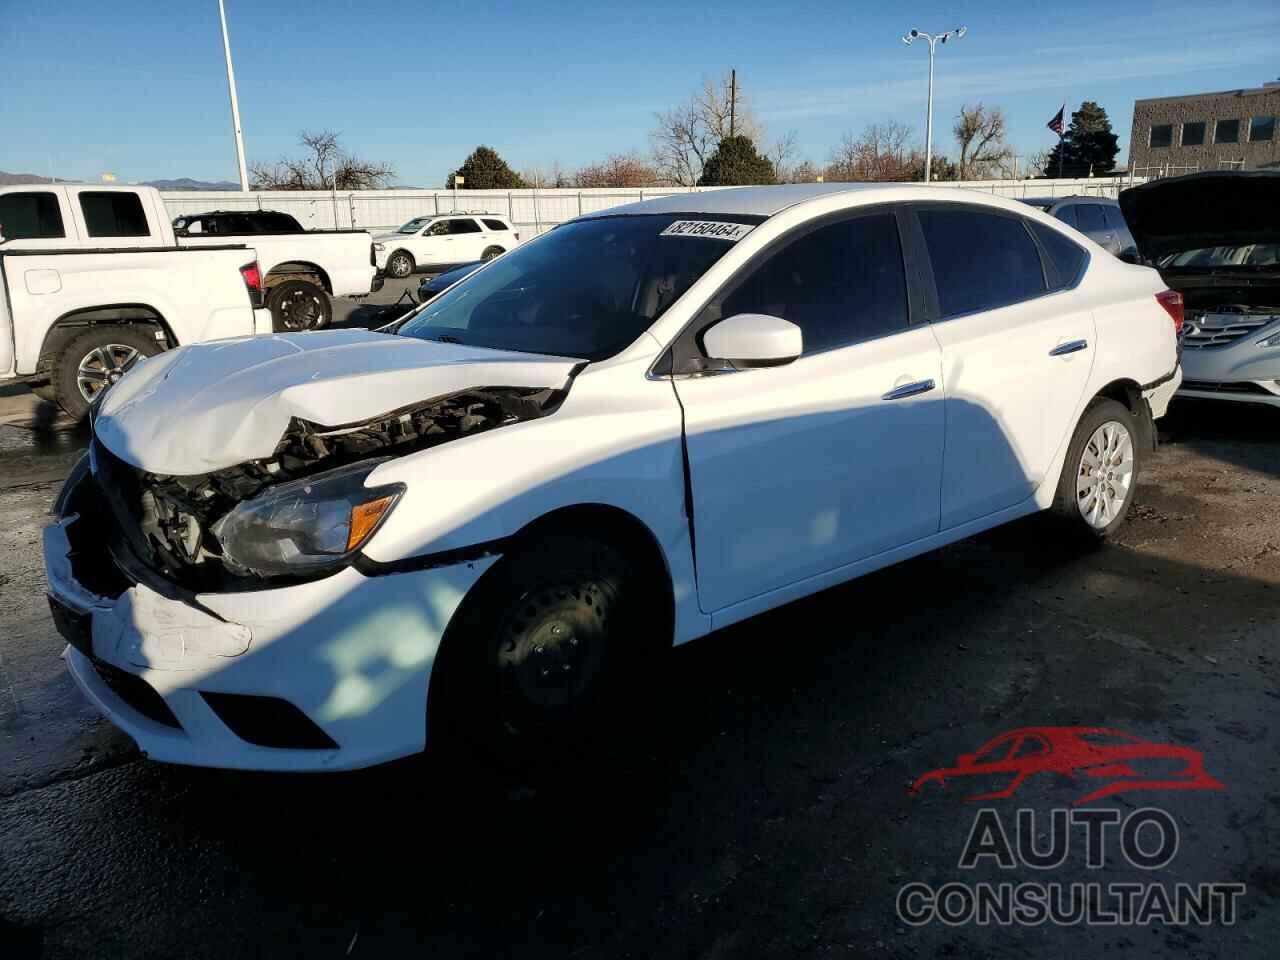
left=44, top=470, right=496, bottom=772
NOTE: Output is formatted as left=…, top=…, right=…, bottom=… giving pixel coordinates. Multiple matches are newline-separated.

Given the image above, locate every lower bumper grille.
left=201, top=693, right=338, bottom=749
left=92, top=659, right=181, bottom=728
left=1181, top=379, right=1276, bottom=396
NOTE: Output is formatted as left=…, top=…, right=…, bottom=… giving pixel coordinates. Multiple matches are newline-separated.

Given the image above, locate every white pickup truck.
left=0, top=185, right=275, bottom=417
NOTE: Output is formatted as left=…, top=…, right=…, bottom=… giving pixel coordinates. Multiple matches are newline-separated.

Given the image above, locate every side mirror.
left=702, top=313, right=802, bottom=369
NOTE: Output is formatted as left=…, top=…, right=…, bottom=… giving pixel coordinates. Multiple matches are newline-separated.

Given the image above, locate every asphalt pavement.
left=1, top=312, right=1277, bottom=958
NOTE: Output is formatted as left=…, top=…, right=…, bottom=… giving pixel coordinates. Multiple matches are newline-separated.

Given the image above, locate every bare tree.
left=522, top=160, right=571, bottom=188
left=1023, top=149, right=1050, bottom=179
left=650, top=73, right=763, bottom=186
left=788, top=159, right=822, bottom=183
left=574, top=152, right=661, bottom=188
left=825, top=122, right=920, bottom=182
left=768, top=130, right=801, bottom=182
left=250, top=130, right=395, bottom=190
left=953, top=104, right=1015, bottom=180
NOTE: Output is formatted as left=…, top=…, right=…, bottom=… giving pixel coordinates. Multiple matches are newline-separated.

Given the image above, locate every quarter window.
left=447, top=218, right=482, bottom=235
left=1149, top=124, right=1173, bottom=148
left=1249, top=116, right=1276, bottom=143
left=1052, top=205, right=1078, bottom=229
left=1181, top=121, right=1206, bottom=146
left=1030, top=223, right=1088, bottom=289
left=482, top=218, right=509, bottom=231
left=79, top=192, right=150, bottom=238
left=1214, top=119, right=1241, bottom=144
left=0, top=191, right=65, bottom=239
left=712, top=213, right=909, bottom=355
left=918, top=209, right=1046, bottom=318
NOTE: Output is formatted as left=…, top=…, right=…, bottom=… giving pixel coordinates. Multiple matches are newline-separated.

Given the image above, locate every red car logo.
left=911, top=727, right=1225, bottom=806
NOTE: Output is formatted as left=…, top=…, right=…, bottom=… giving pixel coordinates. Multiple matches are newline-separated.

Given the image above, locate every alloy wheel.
left=1076, top=420, right=1134, bottom=529
left=76, top=344, right=141, bottom=404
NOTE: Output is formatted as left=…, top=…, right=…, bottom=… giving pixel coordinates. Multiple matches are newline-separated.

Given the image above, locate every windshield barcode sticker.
left=660, top=220, right=755, bottom=241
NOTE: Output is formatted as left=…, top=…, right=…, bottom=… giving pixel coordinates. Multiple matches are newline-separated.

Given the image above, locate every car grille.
left=1180, top=380, right=1277, bottom=396
left=1182, top=310, right=1278, bottom=349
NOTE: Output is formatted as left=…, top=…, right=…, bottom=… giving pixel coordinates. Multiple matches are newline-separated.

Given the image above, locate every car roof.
left=1021, top=195, right=1119, bottom=206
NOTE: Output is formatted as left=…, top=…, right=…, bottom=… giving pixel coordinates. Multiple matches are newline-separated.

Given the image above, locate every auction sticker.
left=660, top=220, right=755, bottom=241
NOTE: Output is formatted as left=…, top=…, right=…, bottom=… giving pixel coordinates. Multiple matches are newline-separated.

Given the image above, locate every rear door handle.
left=882, top=379, right=936, bottom=401
left=1050, top=339, right=1089, bottom=357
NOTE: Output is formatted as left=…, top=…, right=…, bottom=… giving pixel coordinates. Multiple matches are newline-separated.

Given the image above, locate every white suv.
left=373, top=213, right=520, bottom=278
left=45, top=184, right=1182, bottom=773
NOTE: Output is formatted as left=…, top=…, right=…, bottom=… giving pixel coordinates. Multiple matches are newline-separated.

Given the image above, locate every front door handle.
left=882, top=378, right=936, bottom=401
left=1049, top=339, right=1089, bottom=357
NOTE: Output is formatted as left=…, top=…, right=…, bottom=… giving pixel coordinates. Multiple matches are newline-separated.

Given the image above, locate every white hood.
left=94, top=330, right=580, bottom=476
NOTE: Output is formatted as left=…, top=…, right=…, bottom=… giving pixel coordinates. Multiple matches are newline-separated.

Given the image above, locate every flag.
left=1047, top=105, right=1066, bottom=136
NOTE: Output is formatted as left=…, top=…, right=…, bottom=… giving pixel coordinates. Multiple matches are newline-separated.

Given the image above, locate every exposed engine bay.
left=93, top=385, right=566, bottom=590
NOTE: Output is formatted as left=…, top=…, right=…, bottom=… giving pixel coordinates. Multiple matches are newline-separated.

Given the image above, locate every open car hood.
left=1119, top=171, right=1280, bottom=263
left=94, top=329, right=580, bottom=475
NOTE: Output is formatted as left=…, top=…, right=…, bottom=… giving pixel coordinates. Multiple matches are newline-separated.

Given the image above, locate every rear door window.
left=0, top=191, right=65, bottom=239
left=447, top=218, right=482, bottom=235
left=482, top=218, right=510, bottom=231
left=1052, top=205, right=1077, bottom=229
left=79, top=192, right=150, bottom=238
left=917, top=208, right=1047, bottom=318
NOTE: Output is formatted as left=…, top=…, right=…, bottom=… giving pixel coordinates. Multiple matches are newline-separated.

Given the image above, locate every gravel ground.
left=0, top=341, right=1277, bottom=958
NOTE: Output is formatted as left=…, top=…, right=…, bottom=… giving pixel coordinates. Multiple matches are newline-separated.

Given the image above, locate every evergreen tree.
left=697, top=136, right=776, bottom=186
left=446, top=146, right=526, bottom=189
left=1045, top=102, right=1120, bottom=177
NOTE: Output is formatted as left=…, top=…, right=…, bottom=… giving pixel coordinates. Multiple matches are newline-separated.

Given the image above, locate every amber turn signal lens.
left=346, top=495, right=396, bottom=552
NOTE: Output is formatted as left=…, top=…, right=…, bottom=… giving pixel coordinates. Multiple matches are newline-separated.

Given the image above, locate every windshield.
left=397, top=214, right=750, bottom=360
left=397, top=217, right=431, bottom=234
left=1160, top=244, right=1280, bottom=268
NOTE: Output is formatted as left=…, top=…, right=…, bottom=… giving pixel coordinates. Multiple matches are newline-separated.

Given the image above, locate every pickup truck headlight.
left=213, top=460, right=402, bottom=578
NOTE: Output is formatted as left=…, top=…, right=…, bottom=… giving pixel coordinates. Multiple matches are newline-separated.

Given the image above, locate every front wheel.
left=53, top=325, right=162, bottom=419
left=268, top=280, right=331, bottom=332
left=1051, top=397, right=1140, bottom=539
left=481, top=245, right=505, bottom=262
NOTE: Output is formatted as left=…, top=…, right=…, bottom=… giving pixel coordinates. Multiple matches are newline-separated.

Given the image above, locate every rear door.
left=446, top=216, right=486, bottom=260
left=674, top=208, right=945, bottom=613
left=67, top=190, right=163, bottom=249
left=913, top=204, right=1095, bottom=529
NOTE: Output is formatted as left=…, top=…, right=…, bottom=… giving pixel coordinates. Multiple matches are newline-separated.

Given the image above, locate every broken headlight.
left=213, top=460, right=402, bottom=578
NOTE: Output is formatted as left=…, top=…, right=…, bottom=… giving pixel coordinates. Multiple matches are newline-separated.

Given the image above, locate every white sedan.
left=44, top=184, right=1181, bottom=772
left=373, top=213, right=520, bottom=278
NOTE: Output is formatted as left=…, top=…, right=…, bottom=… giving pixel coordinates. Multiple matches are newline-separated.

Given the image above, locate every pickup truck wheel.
left=54, top=326, right=161, bottom=419
left=1051, top=398, right=1140, bottom=539
left=268, top=280, right=331, bottom=332
left=386, top=251, right=415, bottom=279
left=430, top=533, right=656, bottom=773
left=481, top=246, right=505, bottom=261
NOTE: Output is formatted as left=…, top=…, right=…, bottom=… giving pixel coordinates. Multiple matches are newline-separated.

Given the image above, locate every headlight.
left=1257, top=329, right=1280, bottom=348
left=372, top=242, right=385, bottom=251
left=213, top=460, right=402, bottom=578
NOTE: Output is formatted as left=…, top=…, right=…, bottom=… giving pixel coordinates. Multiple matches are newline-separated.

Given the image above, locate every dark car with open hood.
left=1120, top=171, right=1280, bottom=407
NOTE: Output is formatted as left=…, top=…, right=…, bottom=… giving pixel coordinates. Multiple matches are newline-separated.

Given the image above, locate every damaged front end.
left=88, top=385, right=565, bottom=592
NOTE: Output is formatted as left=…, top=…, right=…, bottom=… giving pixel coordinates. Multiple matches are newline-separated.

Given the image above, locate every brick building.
left=1128, top=80, right=1279, bottom=176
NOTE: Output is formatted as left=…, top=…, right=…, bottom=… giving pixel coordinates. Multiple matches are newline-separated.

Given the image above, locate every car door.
left=446, top=216, right=486, bottom=260
left=413, top=219, right=453, bottom=266
left=672, top=209, right=944, bottom=613
left=913, top=205, right=1096, bottom=529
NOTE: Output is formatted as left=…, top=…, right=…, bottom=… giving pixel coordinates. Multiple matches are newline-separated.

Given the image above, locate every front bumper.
left=1177, top=333, right=1280, bottom=406
left=43, top=481, right=495, bottom=772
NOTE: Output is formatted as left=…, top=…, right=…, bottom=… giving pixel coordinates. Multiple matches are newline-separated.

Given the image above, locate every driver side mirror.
left=702, top=313, right=802, bottom=369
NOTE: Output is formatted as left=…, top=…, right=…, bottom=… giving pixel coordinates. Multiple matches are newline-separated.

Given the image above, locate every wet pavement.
left=1, top=351, right=1278, bottom=958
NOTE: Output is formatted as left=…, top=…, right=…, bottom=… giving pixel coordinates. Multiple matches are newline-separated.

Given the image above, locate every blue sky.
left=2, top=0, right=1276, bottom=185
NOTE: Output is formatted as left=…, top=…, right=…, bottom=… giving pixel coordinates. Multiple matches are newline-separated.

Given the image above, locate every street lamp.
left=217, top=0, right=250, bottom=192
left=901, top=25, right=967, bottom=183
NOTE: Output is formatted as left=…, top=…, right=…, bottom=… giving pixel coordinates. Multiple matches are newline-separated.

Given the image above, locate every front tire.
left=1052, top=397, right=1140, bottom=539
left=268, top=280, right=331, bottom=332
left=481, top=245, right=505, bottom=262
left=53, top=325, right=161, bottom=419
left=429, top=533, right=657, bottom=773
left=386, top=250, right=415, bottom=278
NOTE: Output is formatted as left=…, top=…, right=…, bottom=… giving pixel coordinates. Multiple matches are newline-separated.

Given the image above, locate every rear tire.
left=1051, top=397, right=1140, bottom=539
left=429, top=532, right=659, bottom=775
left=53, top=325, right=162, bottom=420
left=386, top=250, right=415, bottom=278
left=268, top=279, right=331, bottom=332
left=481, top=245, right=505, bottom=261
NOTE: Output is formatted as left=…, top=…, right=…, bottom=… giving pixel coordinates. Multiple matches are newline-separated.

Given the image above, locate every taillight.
left=1155, top=289, right=1184, bottom=335
left=240, top=262, right=263, bottom=305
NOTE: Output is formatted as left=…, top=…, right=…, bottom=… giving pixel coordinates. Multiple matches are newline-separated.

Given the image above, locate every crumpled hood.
left=94, top=329, right=580, bottom=475
left=1119, top=171, right=1280, bottom=263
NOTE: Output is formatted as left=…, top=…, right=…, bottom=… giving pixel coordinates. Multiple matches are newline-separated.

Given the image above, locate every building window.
left=1214, top=119, right=1241, bottom=144
left=1181, top=121, right=1206, bottom=146
left=1249, top=116, right=1276, bottom=142
left=1149, top=124, right=1173, bottom=148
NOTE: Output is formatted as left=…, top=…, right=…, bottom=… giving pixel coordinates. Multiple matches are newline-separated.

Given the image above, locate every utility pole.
left=217, top=0, right=250, bottom=192
left=729, top=68, right=736, bottom=139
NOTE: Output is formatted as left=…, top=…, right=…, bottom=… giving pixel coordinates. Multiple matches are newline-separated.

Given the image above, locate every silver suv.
left=1020, top=196, right=1136, bottom=260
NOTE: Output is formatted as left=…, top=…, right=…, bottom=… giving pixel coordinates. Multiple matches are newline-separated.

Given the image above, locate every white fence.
left=160, top=177, right=1143, bottom=238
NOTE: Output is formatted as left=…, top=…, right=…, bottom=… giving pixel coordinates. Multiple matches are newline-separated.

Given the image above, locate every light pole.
left=901, top=25, right=966, bottom=182
left=217, top=0, right=250, bottom=192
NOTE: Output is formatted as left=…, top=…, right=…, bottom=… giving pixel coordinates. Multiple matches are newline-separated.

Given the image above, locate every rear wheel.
left=268, top=279, right=331, bottom=332
left=386, top=250, right=415, bottom=278
left=53, top=325, right=161, bottom=419
left=429, top=532, right=658, bottom=774
left=1052, top=397, right=1139, bottom=539
left=481, top=245, right=505, bottom=261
